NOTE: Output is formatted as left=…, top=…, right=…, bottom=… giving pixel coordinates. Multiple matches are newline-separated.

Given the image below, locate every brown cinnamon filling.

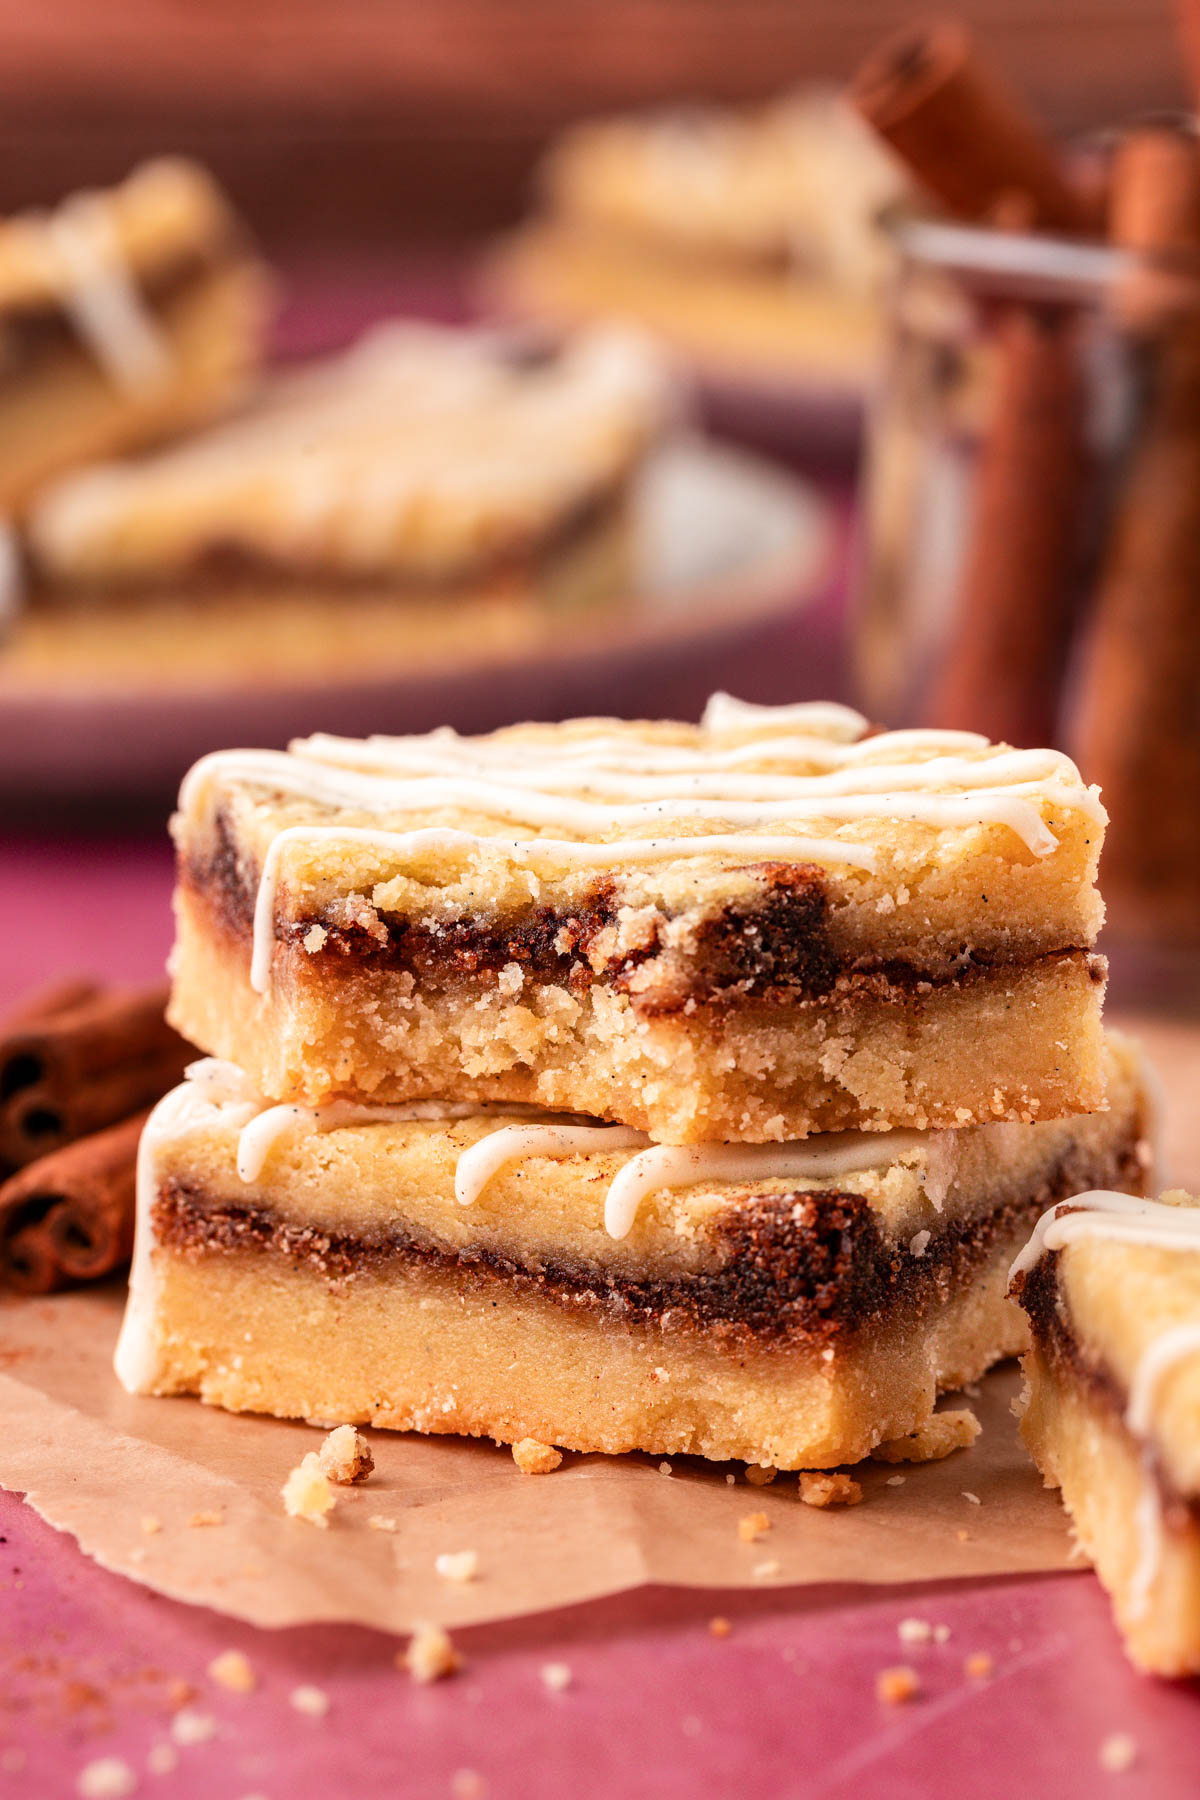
left=183, top=814, right=1101, bottom=1015
left=155, top=1134, right=1141, bottom=1350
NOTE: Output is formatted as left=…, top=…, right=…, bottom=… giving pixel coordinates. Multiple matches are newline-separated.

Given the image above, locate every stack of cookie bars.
left=117, top=695, right=1152, bottom=1471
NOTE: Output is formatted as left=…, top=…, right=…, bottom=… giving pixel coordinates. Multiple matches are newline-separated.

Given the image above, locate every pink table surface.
left=3, top=840, right=1200, bottom=1798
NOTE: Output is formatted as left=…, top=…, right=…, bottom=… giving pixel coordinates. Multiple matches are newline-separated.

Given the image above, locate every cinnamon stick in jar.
left=1070, top=126, right=1200, bottom=941
left=924, top=298, right=1087, bottom=747
left=0, top=1110, right=146, bottom=1293
left=849, top=19, right=1099, bottom=233
left=0, top=979, right=190, bottom=1170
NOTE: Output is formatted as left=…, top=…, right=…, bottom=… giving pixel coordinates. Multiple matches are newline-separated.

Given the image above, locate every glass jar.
left=852, top=217, right=1137, bottom=732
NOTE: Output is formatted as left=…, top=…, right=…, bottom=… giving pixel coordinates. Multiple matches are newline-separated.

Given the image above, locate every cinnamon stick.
left=0, top=980, right=190, bottom=1170
left=849, top=19, right=1098, bottom=233
left=1176, top=0, right=1200, bottom=113
left=1070, top=126, right=1200, bottom=941
left=0, top=1110, right=147, bottom=1293
left=924, top=304, right=1086, bottom=746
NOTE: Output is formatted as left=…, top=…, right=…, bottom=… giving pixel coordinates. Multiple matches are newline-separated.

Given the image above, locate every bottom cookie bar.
left=117, top=1035, right=1150, bottom=1469
left=1012, top=1188, right=1200, bottom=1676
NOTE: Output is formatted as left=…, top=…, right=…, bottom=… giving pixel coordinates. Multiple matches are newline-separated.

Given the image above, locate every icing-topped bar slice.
left=116, top=1036, right=1150, bottom=1468
left=1011, top=1188, right=1200, bottom=1676
left=26, top=322, right=673, bottom=597
left=169, top=694, right=1109, bottom=1141
left=0, top=158, right=269, bottom=518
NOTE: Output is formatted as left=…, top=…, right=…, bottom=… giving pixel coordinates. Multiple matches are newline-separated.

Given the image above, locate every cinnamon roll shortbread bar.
left=1012, top=1189, right=1200, bottom=1676
left=0, top=158, right=269, bottom=516
left=483, top=90, right=911, bottom=389
left=169, top=696, right=1108, bottom=1142
left=116, top=1036, right=1150, bottom=1468
left=24, top=322, right=673, bottom=621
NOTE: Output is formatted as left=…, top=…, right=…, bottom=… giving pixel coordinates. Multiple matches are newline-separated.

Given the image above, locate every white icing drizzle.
left=1010, top=1190, right=1200, bottom=1280
left=453, top=1122, right=650, bottom=1214
left=236, top=1095, right=522, bottom=1183
left=1012, top=1189, right=1200, bottom=1620
left=44, top=193, right=173, bottom=393
left=599, top=1130, right=935, bottom=1240
left=211, top=1060, right=942, bottom=1241
left=176, top=699, right=1102, bottom=998
left=701, top=693, right=867, bottom=736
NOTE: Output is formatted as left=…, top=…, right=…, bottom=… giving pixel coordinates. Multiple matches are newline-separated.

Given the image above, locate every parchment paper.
left=0, top=1286, right=1073, bottom=1632
left=2, top=1011, right=1195, bottom=1634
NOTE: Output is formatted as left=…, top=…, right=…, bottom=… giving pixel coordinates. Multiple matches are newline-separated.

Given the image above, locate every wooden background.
left=0, top=0, right=1188, bottom=247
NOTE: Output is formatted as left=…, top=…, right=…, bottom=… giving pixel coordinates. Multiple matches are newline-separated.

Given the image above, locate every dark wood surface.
left=0, top=0, right=1187, bottom=246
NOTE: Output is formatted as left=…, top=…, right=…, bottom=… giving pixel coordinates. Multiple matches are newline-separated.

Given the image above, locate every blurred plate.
left=0, top=438, right=834, bottom=809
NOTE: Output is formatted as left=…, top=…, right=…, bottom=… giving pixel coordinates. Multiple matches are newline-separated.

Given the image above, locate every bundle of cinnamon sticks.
left=852, top=13, right=1200, bottom=941
left=0, top=979, right=191, bottom=1292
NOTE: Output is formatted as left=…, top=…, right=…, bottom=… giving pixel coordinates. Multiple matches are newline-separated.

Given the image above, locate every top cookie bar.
left=170, top=695, right=1108, bottom=1142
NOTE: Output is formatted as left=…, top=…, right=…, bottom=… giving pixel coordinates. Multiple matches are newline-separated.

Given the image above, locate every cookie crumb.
left=317, top=1424, right=374, bottom=1485
left=188, top=1509, right=223, bottom=1528
left=282, top=1452, right=336, bottom=1528
left=76, top=1758, right=137, bottom=1799
left=164, top=1678, right=194, bottom=1712
left=955, top=1528, right=971, bottom=1542
left=302, top=924, right=328, bottom=954
left=745, top=1465, right=777, bottom=1487
left=964, top=1652, right=993, bottom=1680
left=450, top=1774, right=487, bottom=1799
left=658, top=1461, right=672, bottom=1476
left=540, top=1662, right=573, bottom=1692
left=402, top=1623, right=462, bottom=1684
left=512, top=1438, right=562, bottom=1476
left=875, top=1410, right=981, bottom=1464
left=897, top=1617, right=933, bottom=1646
left=725, top=1473, right=736, bottom=1486
left=885, top=1475, right=906, bottom=1487
left=798, top=1472, right=862, bottom=1508
left=368, top=1515, right=398, bottom=1531
left=876, top=1666, right=921, bottom=1705
left=752, top=1559, right=781, bottom=1579
left=435, top=1550, right=479, bottom=1584
left=208, top=1650, right=256, bottom=1694
left=289, top=1685, right=330, bottom=1719
left=171, top=1709, right=216, bottom=1746
left=738, top=1511, right=771, bottom=1543
left=708, top=1617, right=733, bottom=1639
left=962, top=1491, right=982, bottom=1506
left=140, top=1515, right=161, bottom=1536
left=1099, top=1734, right=1137, bottom=1774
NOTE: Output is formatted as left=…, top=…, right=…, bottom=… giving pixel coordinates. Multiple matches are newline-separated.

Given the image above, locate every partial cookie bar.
left=1012, top=1187, right=1200, bottom=1676
left=115, top=1034, right=1150, bottom=1469
left=481, top=90, right=910, bottom=386
left=0, top=158, right=270, bottom=516
left=169, top=696, right=1108, bottom=1140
